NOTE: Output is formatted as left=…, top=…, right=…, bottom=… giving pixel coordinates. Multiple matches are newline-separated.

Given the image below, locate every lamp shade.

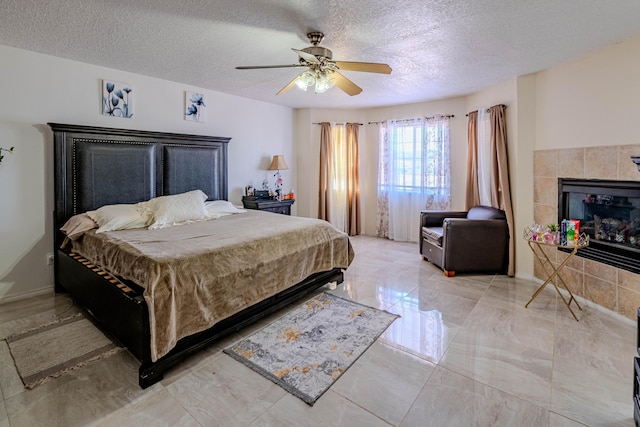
left=268, top=155, right=288, bottom=171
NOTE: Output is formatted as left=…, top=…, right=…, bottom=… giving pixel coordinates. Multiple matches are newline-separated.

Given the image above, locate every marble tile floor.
left=0, top=235, right=636, bottom=426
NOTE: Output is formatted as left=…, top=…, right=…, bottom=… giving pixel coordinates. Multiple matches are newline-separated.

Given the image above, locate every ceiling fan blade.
left=333, top=72, right=362, bottom=96
left=236, top=64, right=304, bottom=70
left=276, top=76, right=300, bottom=95
left=334, top=61, right=392, bottom=74
left=292, top=48, right=319, bottom=64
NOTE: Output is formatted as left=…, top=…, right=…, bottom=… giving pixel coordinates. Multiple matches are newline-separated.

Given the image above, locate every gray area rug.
left=224, top=292, right=399, bottom=405
left=6, top=313, right=121, bottom=389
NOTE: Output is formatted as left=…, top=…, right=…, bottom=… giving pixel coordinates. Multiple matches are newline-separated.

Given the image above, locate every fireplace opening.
left=558, top=178, right=640, bottom=274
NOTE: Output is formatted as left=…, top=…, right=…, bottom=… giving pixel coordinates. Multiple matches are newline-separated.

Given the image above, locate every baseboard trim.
left=0, top=286, right=54, bottom=305
left=516, top=272, right=634, bottom=326
left=515, top=272, right=535, bottom=282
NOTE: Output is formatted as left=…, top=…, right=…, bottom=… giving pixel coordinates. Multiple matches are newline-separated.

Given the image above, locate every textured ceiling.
left=2, top=0, right=640, bottom=109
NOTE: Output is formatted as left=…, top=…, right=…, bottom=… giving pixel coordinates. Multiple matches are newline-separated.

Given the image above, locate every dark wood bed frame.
left=50, top=123, right=344, bottom=388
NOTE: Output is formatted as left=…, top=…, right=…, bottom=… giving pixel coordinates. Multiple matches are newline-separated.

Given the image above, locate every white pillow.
left=205, top=200, right=246, bottom=217
left=86, top=204, right=150, bottom=234
left=142, top=189, right=208, bottom=230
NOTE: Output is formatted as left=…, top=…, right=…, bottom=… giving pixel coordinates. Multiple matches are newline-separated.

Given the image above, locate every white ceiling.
left=2, top=0, right=640, bottom=109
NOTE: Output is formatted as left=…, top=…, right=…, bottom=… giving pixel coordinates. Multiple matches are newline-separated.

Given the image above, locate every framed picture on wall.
left=102, top=80, right=133, bottom=118
left=184, top=91, right=206, bottom=123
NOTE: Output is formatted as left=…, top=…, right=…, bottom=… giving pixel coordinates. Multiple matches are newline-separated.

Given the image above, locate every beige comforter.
left=72, top=210, right=354, bottom=361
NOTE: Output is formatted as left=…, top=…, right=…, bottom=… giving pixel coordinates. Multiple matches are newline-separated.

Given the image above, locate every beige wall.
left=294, top=33, right=640, bottom=289
left=297, top=97, right=467, bottom=236
left=464, top=75, right=538, bottom=278
left=4, top=31, right=640, bottom=311
left=363, top=97, right=468, bottom=234
left=536, top=34, right=640, bottom=150
left=0, top=45, right=296, bottom=301
left=532, top=33, right=640, bottom=320
left=294, top=109, right=367, bottom=219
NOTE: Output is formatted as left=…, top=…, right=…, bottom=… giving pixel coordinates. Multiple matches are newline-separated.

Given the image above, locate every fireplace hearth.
left=559, top=178, right=640, bottom=274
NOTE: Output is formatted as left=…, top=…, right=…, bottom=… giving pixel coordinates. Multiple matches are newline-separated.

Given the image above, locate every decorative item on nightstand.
left=268, top=155, right=288, bottom=200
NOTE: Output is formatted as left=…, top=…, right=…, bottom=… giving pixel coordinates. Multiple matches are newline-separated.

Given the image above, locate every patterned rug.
left=6, top=313, right=122, bottom=389
left=224, top=292, right=399, bottom=405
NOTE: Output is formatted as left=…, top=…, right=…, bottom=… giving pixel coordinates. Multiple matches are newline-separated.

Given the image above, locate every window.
left=376, top=116, right=450, bottom=241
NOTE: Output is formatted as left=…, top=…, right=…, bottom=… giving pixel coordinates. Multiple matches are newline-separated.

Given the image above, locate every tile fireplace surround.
left=534, top=144, right=640, bottom=320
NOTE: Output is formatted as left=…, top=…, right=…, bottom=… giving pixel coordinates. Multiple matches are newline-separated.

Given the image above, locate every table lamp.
left=268, top=154, right=288, bottom=200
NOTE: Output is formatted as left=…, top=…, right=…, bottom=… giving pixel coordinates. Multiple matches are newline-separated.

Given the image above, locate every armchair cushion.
left=422, top=226, right=444, bottom=246
left=466, top=205, right=507, bottom=221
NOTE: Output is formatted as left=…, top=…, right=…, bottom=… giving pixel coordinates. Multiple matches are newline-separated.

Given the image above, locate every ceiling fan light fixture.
left=295, top=77, right=308, bottom=91
left=296, top=70, right=316, bottom=91
left=314, top=72, right=335, bottom=93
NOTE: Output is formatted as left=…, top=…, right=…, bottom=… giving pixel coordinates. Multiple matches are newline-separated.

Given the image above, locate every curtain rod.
left=367, top=114, right=455, bottom=125
left=465, top=104, right=507, bottom=117
left=312, top=122, right=363, bottom=125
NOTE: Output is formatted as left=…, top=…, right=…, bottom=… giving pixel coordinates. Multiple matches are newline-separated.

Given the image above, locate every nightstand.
left=242, top=197, right=295, bottom=215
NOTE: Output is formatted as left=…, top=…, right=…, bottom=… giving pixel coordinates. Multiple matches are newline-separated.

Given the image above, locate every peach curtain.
left=318, top=122, right=361, bottom=236
left=489, top=105, right=515, bottom=277
left=318, top=122, right=331, bottom=221
left=466, top=105, right=515, bottom=276
left=465, top=110, right=480, bottom=208
left=345, top=123, right=361, bottom=236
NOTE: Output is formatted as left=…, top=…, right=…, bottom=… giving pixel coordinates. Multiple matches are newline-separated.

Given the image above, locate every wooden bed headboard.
left=49, top=123, right=230, bottom=248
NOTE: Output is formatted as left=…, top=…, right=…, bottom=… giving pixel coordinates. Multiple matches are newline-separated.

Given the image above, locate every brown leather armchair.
left=419, top=206, right=509, bottom=277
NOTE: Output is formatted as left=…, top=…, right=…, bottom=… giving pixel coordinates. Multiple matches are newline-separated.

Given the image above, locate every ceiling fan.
left=235, top=32, right=392, bottom=96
